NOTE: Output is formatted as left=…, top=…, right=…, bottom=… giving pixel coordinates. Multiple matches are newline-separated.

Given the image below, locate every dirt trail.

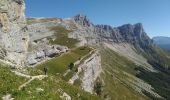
left=12, top=71, right=47, bottom=90
left=18, top=75, right=47, bottom=90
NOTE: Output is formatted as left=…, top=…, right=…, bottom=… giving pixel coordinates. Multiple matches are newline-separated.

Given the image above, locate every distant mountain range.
left=153, top=36, right=170, bottom=51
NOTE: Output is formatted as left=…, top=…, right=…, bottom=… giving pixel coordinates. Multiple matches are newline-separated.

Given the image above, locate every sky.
left=25, top=0, right=170, bottom=38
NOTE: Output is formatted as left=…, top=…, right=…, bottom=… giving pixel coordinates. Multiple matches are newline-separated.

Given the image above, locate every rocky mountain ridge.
left=70, top=14, right=153, bottom=50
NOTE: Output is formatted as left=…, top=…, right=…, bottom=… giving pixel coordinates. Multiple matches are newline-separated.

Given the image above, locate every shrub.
left=68, top=62, right=74, bottom=70
left=94, top=81, right=102, bottom=96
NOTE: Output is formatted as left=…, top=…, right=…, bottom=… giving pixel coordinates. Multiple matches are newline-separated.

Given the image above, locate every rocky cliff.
left=72, top=14, right=153, bottom=49
left=0, top=0, right=29, bottom=66
left=69, top=51, right=102, bottom=93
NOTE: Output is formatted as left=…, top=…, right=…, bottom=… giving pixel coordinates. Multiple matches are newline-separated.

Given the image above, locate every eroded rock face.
left=72, top=15, right=153, bottom=48
left=0, top=0, right=29, bottom=66
left=81, top=51, right=102, bottom=93
left=95, top=23, right=152, bottom=46
left=69, top=51, right=102, bottom=93
left=73, top=14, right=93, bottom=27
left=26, top=43, right=69, bottom=66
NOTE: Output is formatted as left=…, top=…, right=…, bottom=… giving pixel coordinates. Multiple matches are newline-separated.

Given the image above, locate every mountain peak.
left=134, top=23, right=144, bottom=34
left=134, top=23, right=143, bottom=27
left=73, top=14, right=93, bottom=27
left=115, top=22, right=153, bottom=46
left=118, top=23, right=144, bottom=37
left=75, top=14, right=87, bottom=18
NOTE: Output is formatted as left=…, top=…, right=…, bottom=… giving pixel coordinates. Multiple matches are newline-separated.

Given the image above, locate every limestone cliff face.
left=69, top=51, right=102, bottom=93
left=80, top=52, right=102, bottom=93
left=0, top=0, right=29, bottom=66
left=71, top=14, right=153, bottom=49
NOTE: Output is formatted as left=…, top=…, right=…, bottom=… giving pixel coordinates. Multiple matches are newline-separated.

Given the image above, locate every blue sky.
left=25, top=0, right=170, bottom=38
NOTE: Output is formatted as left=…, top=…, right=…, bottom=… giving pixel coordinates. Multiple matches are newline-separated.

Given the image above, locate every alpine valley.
left=0, top=0, right=170, bottom=100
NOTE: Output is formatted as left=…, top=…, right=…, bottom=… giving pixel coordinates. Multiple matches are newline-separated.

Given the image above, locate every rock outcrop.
left=73, top=14, right=93, bottom=27
left=69, top=51, right=102, bottom=93
left=2, top=94, right=14, bottom=100
left=26, top=18, right=69, bottom=66
left=27, top=44, right=68, bottom=66
left=95, top=23, right=152, bottom=46
left=81, top=51, right=101, bottom=93
left=0, top=0, right=29, bottom=66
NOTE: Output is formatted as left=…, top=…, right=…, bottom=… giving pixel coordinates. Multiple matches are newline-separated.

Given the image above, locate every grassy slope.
left=36, top=46, right=92, bottom=75
left=0, top=66, right=28, bottom=98
left=27, top=18, right=61, bottom=25
left=0, top=45, right=98, bottom=99
left=157, top=44, right=170, bottom=51
left=99, top=47, right=147, bottom=100
left=126, top=44, right=170, bottom=100
left=136, top=67, right=170, bottom=100
left=137, top=45, right=170, bottom=68
left=13, top=73, right=100, bottom=100
left=135, top=46, right=170, bottom=100
left=27, top=19, right=78, bottom=48
left=0, top=64, right=100, bottom=100
left=50, top=25, right=79, bottom=48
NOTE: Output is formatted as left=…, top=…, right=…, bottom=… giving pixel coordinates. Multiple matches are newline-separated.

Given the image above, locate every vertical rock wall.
left=0, top=0, right=29, bottom=66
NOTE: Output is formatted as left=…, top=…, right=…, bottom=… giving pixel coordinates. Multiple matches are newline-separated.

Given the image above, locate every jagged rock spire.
left=73, top=14, right=93, bottom=27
